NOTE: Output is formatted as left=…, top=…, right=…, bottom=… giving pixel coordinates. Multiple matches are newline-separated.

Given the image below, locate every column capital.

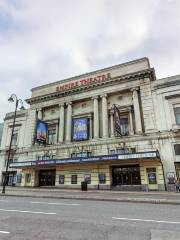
left=130, top=87, right=139, bottom=92
left=89, top=114, right=93, bottom=119
left=66, top=101, right=72, bottom=106
left=100, top=93, right=107, bottom=98
left=36, top=108, right=42, bottom=111
left=59, top=103, right=65, bottom=107
left=92, top=96, right=99, bottom=100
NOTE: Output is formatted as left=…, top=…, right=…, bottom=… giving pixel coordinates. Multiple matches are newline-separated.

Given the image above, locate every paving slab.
left=151, top=230, right=180, bottom=240
left=1, top=187, right=180, bottom=205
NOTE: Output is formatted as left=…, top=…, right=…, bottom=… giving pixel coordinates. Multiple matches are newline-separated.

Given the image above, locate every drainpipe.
left=159, top=157, right=167, bottom=191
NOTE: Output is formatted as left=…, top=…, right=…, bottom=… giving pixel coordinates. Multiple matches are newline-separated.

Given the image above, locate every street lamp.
left=2, top=94, right=25, bottom=194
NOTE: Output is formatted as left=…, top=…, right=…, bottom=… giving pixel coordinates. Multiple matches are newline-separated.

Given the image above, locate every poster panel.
left=72, top=118, right=88, bottom=141
left=99, top=174, right=106, bottom=184
left=59, top=175, right=65, bottom=184
left=36, top=120, right=48, bottom=143
left=167, top=172, right=175, bottom=184
left=84, top=174, right=91, bottom=184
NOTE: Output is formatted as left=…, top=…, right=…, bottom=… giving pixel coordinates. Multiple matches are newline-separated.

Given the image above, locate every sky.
left=0, top=0, right=180, bottom=122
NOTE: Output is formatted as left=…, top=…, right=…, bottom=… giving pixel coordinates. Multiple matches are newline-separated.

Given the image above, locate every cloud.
left=0, top=0, right=179, bottom=121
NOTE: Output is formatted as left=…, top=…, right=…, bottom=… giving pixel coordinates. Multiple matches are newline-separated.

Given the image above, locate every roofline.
left=26, top=67, right=155, bottom=105
left=158, top=74, right=180, bottom=81
left=31, top=57, right=150, bottom=92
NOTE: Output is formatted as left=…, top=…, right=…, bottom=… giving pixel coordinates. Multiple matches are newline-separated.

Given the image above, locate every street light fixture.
left=2, top=94, right=25, bottom=194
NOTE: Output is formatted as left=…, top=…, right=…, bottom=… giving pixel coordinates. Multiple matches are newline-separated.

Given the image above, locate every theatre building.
left=2, top=57, right=179, bottom=191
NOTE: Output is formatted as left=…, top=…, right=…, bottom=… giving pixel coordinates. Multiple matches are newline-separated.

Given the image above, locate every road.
left=0, top=196, right=180, bottom=239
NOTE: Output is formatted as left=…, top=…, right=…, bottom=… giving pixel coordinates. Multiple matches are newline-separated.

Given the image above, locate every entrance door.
left=39, top=170, right=56, bottom=186
left=112, top=165, right=141, bottom=185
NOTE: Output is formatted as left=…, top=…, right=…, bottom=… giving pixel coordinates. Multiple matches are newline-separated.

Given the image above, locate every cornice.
left=4, top=112, right=27, bottom=121
left=153, top=80, right=180, bottom=90
left=31, top=57, right=149, bottom=92
left=165, top=93, right=180, bottom=100
left=1, top=130, right=179, bottom=155
left=26, top=69, right=154, bottom=105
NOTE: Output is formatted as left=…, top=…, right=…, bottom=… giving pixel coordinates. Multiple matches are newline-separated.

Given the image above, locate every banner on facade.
left=113, top=104, right=121, bottom=136
left=36, top=120, right=48, bottom=144
left=72, top=117, right=89, bottom=141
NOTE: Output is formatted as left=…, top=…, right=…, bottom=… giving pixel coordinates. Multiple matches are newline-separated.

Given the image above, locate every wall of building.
left=1, top=59, right=180, bottom=191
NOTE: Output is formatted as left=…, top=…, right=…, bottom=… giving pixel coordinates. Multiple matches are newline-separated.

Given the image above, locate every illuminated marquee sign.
left=9, top=151, right=159, bottom=168
left=56, top=73, right=111, bottom=92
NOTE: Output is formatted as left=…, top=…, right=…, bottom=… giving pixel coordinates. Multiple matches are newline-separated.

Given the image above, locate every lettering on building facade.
left=56, top=73, right=111, bottom=92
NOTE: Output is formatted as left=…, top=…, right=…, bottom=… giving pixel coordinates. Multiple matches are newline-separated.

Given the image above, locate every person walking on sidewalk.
left=175, top=178, right=180, bottom=192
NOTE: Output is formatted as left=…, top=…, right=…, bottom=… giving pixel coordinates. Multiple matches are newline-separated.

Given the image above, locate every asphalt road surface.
left=0, top=196, right=180, bottom=239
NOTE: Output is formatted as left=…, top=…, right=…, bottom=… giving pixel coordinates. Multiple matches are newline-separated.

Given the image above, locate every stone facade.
left=0, top=57, right=179, bottom=191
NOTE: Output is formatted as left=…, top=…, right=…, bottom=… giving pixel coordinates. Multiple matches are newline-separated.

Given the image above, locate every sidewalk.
left=1, top=187, right=180, bottom=205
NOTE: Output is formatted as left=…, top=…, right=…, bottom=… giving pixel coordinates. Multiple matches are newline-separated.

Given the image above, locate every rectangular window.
left=174, top=107, right=180, bottom=124
left=37, top=156, right=43, bottom=160
left=42, top=155, right=50, bottom=160
left=38, top=155, right=55, bottom=160
left=59, top=175, right=65, bottom=184
left=99, top=173, right=106, bottom=184
left=84, top=174, right=91, bottom=184
left=174, top=144, right=180, bottom=155
left=109, top=149, right=116, bottom=155
left=12, top=133, right=18, bottom=146
left=4, top=158, right=17, bottom=167
left=116, top=148, right=129, bottom=154
left=71, top=153, right=76, bottom=158
left=48, top=128, right=56, bottom=144
left=71, top=152, right=91, bottom=158
left=111, top=148, right=135, bottom=154
left=26, top=174, right=31, bottom=183
left=147, top=168, right=157, bottom=184
left=120, top=117, right=129, bottom=136
left=16, top=174, right=22, bottom=184
left=71, top=175, right=77, bottom=184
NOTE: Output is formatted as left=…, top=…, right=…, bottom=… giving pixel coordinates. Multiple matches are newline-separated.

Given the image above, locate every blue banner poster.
left=73, top=118, right=88, bottom=141
left=36, top=120, right=48, bottom=143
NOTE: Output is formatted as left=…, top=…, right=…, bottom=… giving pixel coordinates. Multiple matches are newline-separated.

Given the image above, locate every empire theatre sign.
left=56, top=73, right=111, bottom=92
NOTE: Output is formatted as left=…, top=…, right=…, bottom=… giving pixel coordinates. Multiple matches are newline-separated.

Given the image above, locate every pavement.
left=1, top=186, right=180, bottom=205
left=1, top=196, right=180, bottom=239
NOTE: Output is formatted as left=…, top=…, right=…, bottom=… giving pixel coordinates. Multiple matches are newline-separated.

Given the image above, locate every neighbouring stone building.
left=0, top=57, right=179, bottom=191
left=0, top=123, right=3, bottom=146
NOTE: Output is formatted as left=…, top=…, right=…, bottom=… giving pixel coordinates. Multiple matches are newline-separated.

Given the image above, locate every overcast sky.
left=0, top=0, right=180, bottom=122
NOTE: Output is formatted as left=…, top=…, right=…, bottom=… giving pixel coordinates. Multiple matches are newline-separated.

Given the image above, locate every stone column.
left=89, top=115, right=93, bottom=139
left=37, top=108, right=42, bottom=120
left=58, top=103, right=64, bottom=143
left=129, top=109, right=134, bottom=135
left=66, top=102, right=72, bottom=142
left=110, top=112, right=114, bottom=137
left=101, top=94, right=108, bottom=138
left=131, top=88, right=142, bottom=134
left=92, top=96, right=99, bottom=139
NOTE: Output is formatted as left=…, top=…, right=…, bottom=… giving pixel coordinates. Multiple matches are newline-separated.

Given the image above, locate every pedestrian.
left=175, top=178, right=180, bottom=193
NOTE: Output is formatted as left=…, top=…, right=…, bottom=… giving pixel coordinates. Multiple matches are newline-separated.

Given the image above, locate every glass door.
left=112, top=165, right=141, bottom=185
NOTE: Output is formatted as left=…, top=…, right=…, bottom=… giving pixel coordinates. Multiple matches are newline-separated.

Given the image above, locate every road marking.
left=0, top=209, right=56, bottom=215
left=31, top=201, right=80, bottom=206
left=112, top=217, right=180, bottom=225
left=0, top=231, right=10, bottom=234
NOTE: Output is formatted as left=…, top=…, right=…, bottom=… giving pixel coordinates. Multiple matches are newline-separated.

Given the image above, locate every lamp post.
left=2, top=94, right=25, bottom=194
